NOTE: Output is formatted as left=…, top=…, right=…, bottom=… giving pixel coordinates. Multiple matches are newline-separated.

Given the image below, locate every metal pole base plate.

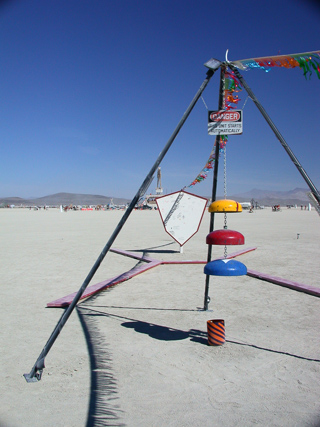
left=23, top=371, right=42, bottom=383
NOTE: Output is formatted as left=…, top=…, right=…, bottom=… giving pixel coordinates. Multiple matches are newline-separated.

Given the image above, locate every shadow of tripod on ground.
left=121, top=320, right=207, bottom=344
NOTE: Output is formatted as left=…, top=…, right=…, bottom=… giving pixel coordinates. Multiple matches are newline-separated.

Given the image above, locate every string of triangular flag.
left=188, top=50, right=320, bottom=188
left=230, top=50, right=320, bottom=79
left=188, top=69, right=240, bottom=188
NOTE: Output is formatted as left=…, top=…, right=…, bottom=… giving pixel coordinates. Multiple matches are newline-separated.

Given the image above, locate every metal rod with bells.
left=204, top=199, right=247, bottom=277
left=203, top=66, right=226, bottom=311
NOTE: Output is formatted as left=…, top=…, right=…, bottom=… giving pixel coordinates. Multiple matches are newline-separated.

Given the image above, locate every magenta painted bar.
left=247, top=269, right=320, bottom=297
left=47, top=260, right=161, bottom=307
left=110, top=248, right=159, bottom=263
left=47, top=246, right=257, bottom=307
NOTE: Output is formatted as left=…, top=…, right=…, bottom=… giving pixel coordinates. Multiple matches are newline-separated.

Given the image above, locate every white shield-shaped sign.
left=156, top=190, right=208, bottom=247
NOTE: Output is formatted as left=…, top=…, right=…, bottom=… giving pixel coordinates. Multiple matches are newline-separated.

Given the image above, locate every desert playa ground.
left=0, top=206, right=319, bottom=426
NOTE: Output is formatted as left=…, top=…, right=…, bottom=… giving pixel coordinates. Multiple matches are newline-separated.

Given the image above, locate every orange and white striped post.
left=207, top=319, right=225, bottom=345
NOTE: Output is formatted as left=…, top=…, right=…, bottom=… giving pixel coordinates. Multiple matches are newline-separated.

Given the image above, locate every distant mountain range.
left=0, top=188, right=313, bottom=207
left=0, top=192, right=130, bottom=207
left=225, top=187, right=311, bottom=207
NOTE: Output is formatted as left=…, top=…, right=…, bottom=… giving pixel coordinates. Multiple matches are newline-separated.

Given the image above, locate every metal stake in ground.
left=24, top=64, right=221, bottom=382
left=203, top=65, right=226, bottom=311
left=228, top=63, right=320, bottom=207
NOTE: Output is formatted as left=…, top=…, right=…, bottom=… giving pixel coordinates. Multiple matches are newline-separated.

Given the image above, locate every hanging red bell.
left=206, top=229, right=245, bottom=245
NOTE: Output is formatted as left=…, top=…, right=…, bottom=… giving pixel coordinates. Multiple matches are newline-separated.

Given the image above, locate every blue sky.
left=1, top=0, right=319, bottom=199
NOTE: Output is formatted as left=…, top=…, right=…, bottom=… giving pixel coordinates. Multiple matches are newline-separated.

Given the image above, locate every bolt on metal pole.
left=24, top=65, right=220, bottom=382
left=228, top=64, right=320, bottom=206
left=203, top=65, right=226, bottom=310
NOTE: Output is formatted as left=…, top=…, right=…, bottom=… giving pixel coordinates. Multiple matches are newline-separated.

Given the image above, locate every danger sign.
left=208, top=109, right=243, bottom=135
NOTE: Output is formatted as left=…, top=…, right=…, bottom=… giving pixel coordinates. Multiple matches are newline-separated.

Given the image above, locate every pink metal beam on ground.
left=162, top=247, right=257, bottom=264
left=109, top=248, right=159, bottom=263
left=247, top=269, right=320, bottom=297
left=47, top=246, right=257, bottom=307
left=47, top=247, right=319, bottom=307
left=47, top=260, right=161, bottom=307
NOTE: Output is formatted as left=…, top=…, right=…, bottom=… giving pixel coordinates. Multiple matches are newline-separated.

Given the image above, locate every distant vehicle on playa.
left=240, top=202, right=251, bottom=209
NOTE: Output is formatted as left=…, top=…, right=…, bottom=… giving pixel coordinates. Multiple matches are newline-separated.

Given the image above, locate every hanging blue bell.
left=204, top=259, right=247, bottom=276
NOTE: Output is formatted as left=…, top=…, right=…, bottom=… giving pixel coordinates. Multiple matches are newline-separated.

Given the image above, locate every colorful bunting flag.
left=188, top=50, right=320, bottom=190
left=224, top=70, right=242, bottom=110
left=188, top=136, right=228, bottom=188
left=230, top=50, right=320, bottom=79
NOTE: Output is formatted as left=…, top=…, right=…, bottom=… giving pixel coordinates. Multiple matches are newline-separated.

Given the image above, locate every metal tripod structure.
left=25, top=52, right=320, bottom=382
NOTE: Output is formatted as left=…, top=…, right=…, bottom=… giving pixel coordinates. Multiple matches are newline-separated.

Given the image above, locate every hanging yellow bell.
left=208, top=199, right=242, bottom=213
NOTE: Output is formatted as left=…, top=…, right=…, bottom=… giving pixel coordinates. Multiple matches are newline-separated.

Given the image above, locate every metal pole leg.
left=24, top=65, right=220, bottom=382
left=203, top=65, right=226, bottom=310
left=229, top=64, right=320, bottom=206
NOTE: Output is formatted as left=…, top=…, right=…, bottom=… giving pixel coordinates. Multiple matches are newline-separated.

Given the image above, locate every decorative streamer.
left=188, top=50, right=320, bottom=190
left=188, top=136, right=228, bottom=188
left=230, top=50, right=320, bottom=79
left=188, top=67, right=240, bottom=188
left=224, top=70, right=242, bottom=110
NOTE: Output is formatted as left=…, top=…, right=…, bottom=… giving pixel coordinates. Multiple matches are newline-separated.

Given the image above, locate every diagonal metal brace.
left=228, top=63, right=320, bottom=206
left=24, top=61, right=221, bottom=382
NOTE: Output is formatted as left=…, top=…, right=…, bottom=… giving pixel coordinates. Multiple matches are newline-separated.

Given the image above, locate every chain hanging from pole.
left=223, top=144, right=227, bottom=200
left=223, top=144, right=228, bottom=258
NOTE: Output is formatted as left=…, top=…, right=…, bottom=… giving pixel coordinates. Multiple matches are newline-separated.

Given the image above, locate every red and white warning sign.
left=208, top=109, right=243, bottom=135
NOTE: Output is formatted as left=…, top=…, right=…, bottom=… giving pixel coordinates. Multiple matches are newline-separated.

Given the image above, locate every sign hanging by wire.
left=208, top=109, right=243, bottom=135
